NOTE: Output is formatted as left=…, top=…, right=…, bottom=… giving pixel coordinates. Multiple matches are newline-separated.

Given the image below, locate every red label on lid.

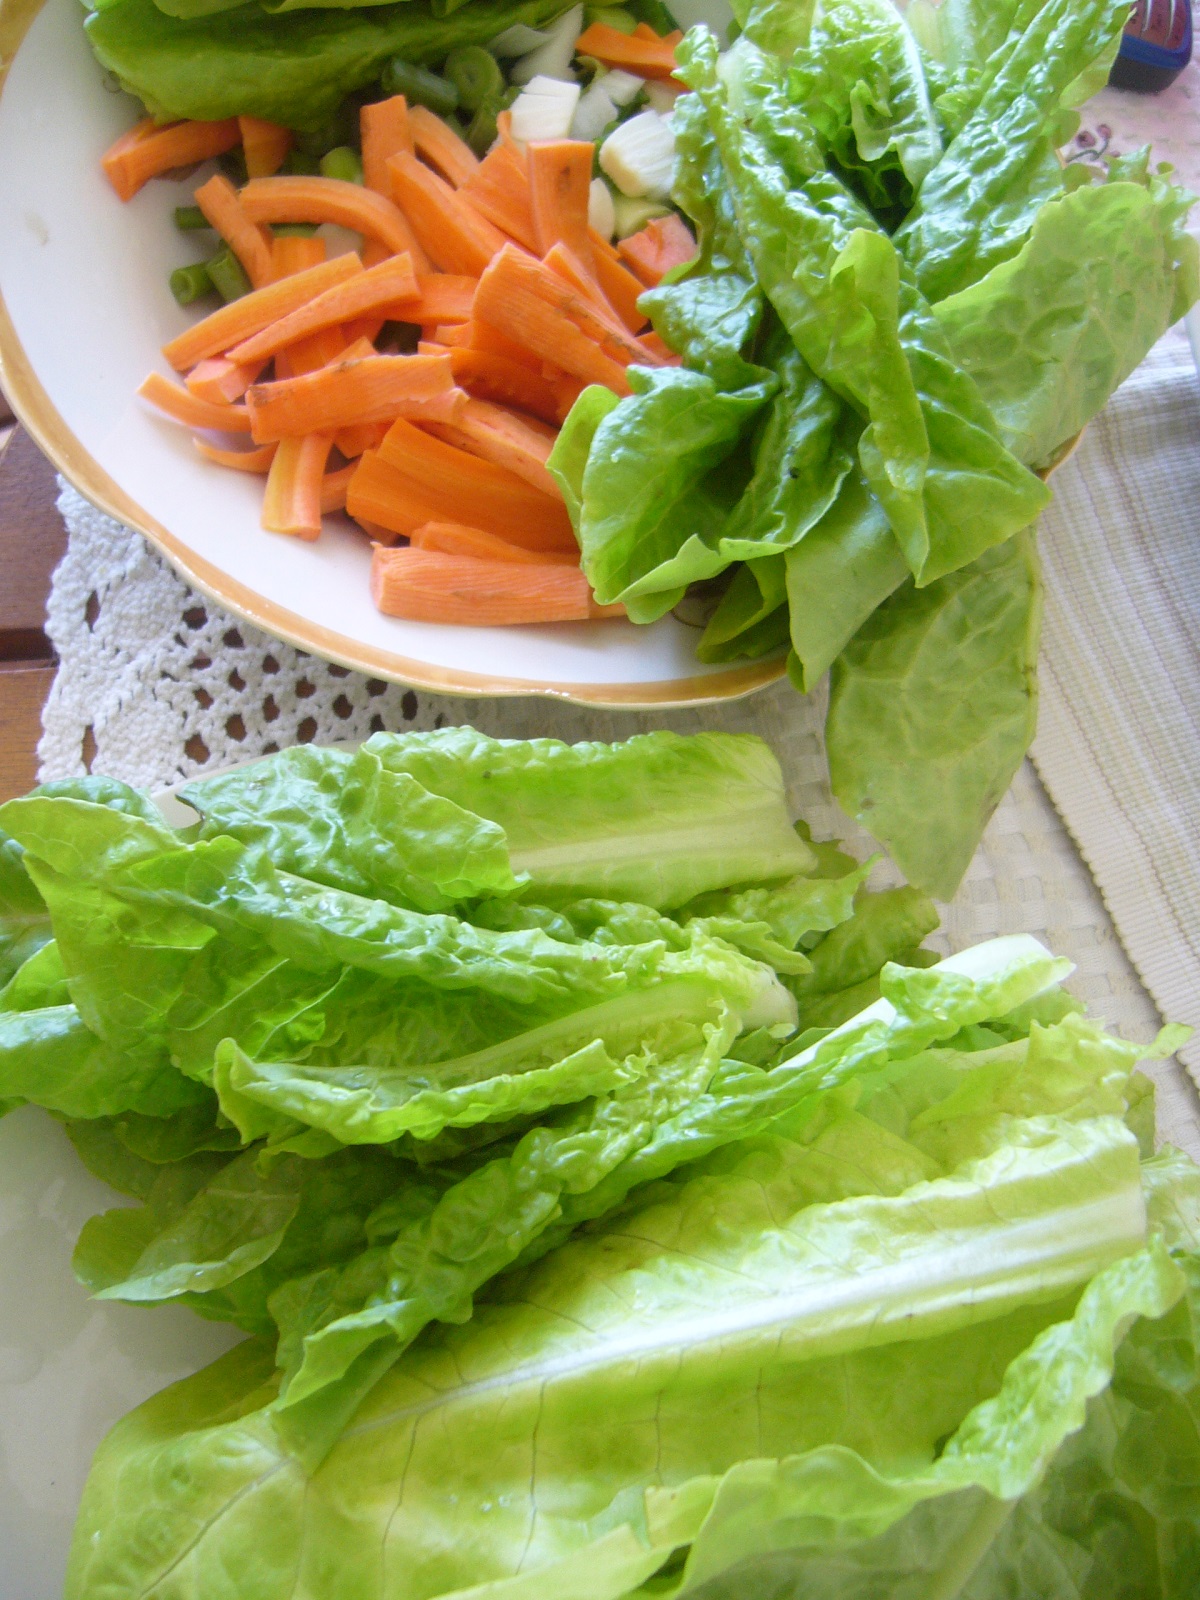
left=1126, top=0, right=1190, bottom=50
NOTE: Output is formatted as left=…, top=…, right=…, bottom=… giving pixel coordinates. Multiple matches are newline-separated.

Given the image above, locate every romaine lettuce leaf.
left=680, top=31, right=1050, bottom=586
left=893, top=0, right=1130, bottom=302
left=363, top=728, right=817, bottom=908
left=85, top=0, right=578, bottom=128
left=935, top=172, right=1200, bottom=469
left=826, top=530, right=1042, bottom=899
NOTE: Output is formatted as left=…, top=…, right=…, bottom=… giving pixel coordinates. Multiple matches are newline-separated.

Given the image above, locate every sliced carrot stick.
left=185, top=355, right=267, bottom=404
left=361, top=96, right=414, bottom=194
left=271, top=232, right=327, bottom=278
left=473, top=246, right=633, bottom=393
left=239, top=117, right=293, bottom=179
left=261, top=433, right=334, bottom=540
left=468, top=317, right=546, bottom=373
left=587, top=225, right=621, bottom=264
left=543, top=241, right=627, bottom=331
left=239, top=176, right=429, bottom=269
left=247, top=354, right=463, bottom=441
left=376, top=419, right=574, bottom=546
left=446, top=346, right=564, bottom=426
left=101, top=118, right=241, bottom=202
left=545, top=368, right=588, bottom=423
left=405, top=275, right=478, bottom=326
left=194, top=172, right=274, bottom=289
left=334, top=422, right=390, bottom=458
left=387, top=152, right=507, bottom=278
left=163, top=254, right=360, bottom=372
left=193, top=438, right=277, bottom=472
left=343, top=315, right=388, bottom=345
left=277, top=326, right=350, bottom=380
left=321, top=462, right=357, bottom=513
left=591, top=247, right=649, bottom=333
left=428, top=397, right=560, bottom=498
left=527, top=141, right=593, bottom=261
left=140, top=371, right=253, bottom=433
left=356, top=515, right=402, bottom=544
left=459, top=141, right=538, bottom=251
left=410, top=521, right=578, bottom=565
left=408, top=105, right=480, bottom=188
left=483, top=244, right=663, bottom=371
left=574, top=21, right=682, bottom=78
left=227, top=254, right=419, bottom=364
left=618, top=213, right=698, bottom=287
left=372, top=546, right=608, bottom=624
left=434, top=321, right=475, bottom=347
left=639, top=330, right=682, bottom=365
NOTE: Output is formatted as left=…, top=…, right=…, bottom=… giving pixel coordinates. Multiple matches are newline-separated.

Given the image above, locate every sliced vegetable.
left=246, top=354, right=463, bottom=441
left=617, top=210, right=696, bottom=285
left=444, top=46, right=506, bottom=114
left=408, top=104, right=481, bottom=188
left=193, top=172, right=274, bottom=290
left=185, top=355, right=266, bottom=404
left=318, top=146, right=365, bottom=186
left=410, top=521, right=578, bottom=563
left=360, top=95, right=414, bottom=195
left=139, top=372, right=253, bottom=433
left=227, top=254, right=420, bottom=365
left=261, top=433, right=334, bottom=540
left=387, top=151, right=508, bottom=276
left=510, top=75, right=582, bottom=142
left=193, top=439, right=277, bottom=473
left=587, top=174, right=617, bottom=239
left=101, top=116, right=240, bottom=203
left=459, top=140, right=540, bottom=250
left=527, top=139, right=594, bottom=258
left=437, top=396, right=561, bottom=497
left=599, top=108, right=676, bottom=200
left=510, top=4, right=585, bottom=84
left=574, top=19, right=683, bottom=77
left=239, top=175, right=427, bottom=265
left=238, top=116, right=292, bottom=180
left=379, top=57, right=460, bottom=117
left=370, top=547, right=611, bottom=624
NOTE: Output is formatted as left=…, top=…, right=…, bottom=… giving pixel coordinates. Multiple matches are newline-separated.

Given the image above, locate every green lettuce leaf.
left=789, top=0, right=942, bottom=220
left=180, top=743, right=518, bottom=910
left=0, top=826, right=51, bottom=994
left=680, top=31, right=1050, bottom=586
left=696, top=556, right=790, bottom=665
left=893, top=0, right=1130, bottom=302
left=934, top=172, right=1200, bottom=469
left=85, top=0, right=579, bottom=128
left=363, top=728, right=817, bottom=908
left=826, top=530, right=1041, bottom=899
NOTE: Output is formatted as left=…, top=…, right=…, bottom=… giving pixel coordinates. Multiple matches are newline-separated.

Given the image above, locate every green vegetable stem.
left=204, top=244, right=252, bottom=303
left=380, top=56, right=460, bottom=116
left=168, top=262, right=216, bottom=307
left=443, top=44, right=504, bottom=112
left=318, top=144, right=364, bottom=183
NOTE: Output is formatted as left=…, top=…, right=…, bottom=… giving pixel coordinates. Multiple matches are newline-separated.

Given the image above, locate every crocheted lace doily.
left=38, top=481, right=1199, bottom=1157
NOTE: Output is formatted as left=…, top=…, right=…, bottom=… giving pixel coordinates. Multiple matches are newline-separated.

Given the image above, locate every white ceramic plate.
left=0, top=0, right=772, bottom=708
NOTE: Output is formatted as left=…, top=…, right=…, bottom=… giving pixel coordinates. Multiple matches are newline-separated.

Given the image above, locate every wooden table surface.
left=0, top=390, right=68, bottom=803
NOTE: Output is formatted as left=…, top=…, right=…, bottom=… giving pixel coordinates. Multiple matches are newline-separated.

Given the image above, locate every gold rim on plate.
left=0, top=0, right=785, bottom=709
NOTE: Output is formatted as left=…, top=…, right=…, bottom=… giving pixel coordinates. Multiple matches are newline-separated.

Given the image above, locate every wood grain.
left=0, top=427, right=66, bottom=661
left=0, top=665, right=54, bottom=800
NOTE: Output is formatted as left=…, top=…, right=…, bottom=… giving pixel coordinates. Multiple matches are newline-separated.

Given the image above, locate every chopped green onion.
left=319, top=145, right=364, bottom=184
left=444, top=46, right=505, bottom=114
left=205, top=245, right=252, bottom=304
left=466, top=96, right=503, bottom=156
left=173, top=205, right=210, bottom=233
left=380, top=58, right=460, bottom=117
left=169, top=263, right=216, bottom=308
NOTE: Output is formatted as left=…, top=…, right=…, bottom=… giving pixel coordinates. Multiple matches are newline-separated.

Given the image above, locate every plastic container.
left=1109, top=0, right=1193, bottom=92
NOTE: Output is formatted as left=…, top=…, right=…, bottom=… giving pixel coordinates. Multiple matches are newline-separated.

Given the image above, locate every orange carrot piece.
left=408, top=105, right=480, bottom=188
left=573, top=21, right=682, bottom=77
left=261, top=433, right=334, bottom=540
left=486, top=243, right=663, bottom=370
left=362, top=96, right=414, bottom=195
left=474, top=245, right=634, bottom=393
left=639, top=330, right=682, bottom=365
left=588, top=225, right=621, bottom=263
left=163, top=254, right=360, bottom=372
left=140, top=371, right=253, bottom=433
left=375, top=419, right=574, bottom=547
left=410, top=521, right=578, bottom=565
left=591, top=247, right=649, bottom=333
left=405, top=275, right=478, bottom=326
left=542, top=242, right=630, bottom=337
left=277, top=326, right=351, bottom=380
left=434, top=321, right=475, bottom=347
left=545, top=368, right=588, bottom=423
left=527, top=141, right=593, bottom=260
left=271, top=233, right=327, bottom=277
left=334, top=422, right=390, bottom=458
left=430, top=397, right=560, bottom=498
left=239, top=117, right=293, bottom=179
left=247, top=354, right=463, bottom=441
left=387, top=152, right=507, bottom=278
left=459, top=141, right=538, bottom=251
left=618, top=213, right=698, bottom=287
left=185, top=355, right=267, bottom=404
left=194, top=172, right=274, bottom=289
left=321, top=462, right=357, bottom=513
left=468, top=317, right=545, bottom=373
left=240, top=176, right=429, bottom=268
left=193, top=438, right=277, bottom=472
left=228, top=254, right=419, bottom=364
left=372, top=546, right=603, bottom=624
left=101, top=117, right=241, bottom=202
left=447, top=347, right=564, bottom=426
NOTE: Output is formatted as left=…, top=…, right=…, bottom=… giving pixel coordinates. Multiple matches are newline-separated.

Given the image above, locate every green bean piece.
left=584, top=6, right=639, bottom=32
left=272, top=222, right=321, bottom=237
left=444, top=46, right=504, bottom=114
left=380, top=57, right=460, bottom=117
left=319, top=145, right=365, bottom=184
left=466, top=97, right=502, bottom=157
left=173, top=205, right=210, bottom=233
left=205, top=245, right=252, bottom=304
left=169, top=263, right=216, bottom=308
